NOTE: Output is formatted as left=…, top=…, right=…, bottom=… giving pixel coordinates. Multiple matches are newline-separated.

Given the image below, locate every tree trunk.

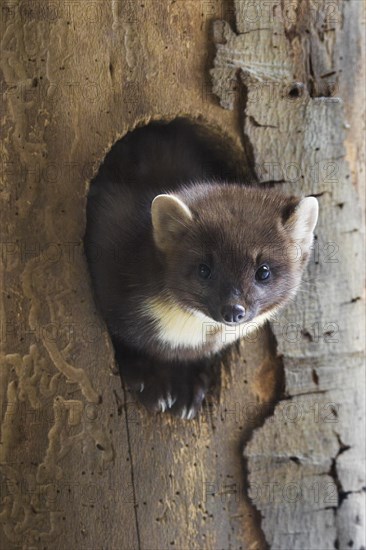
left=1, top=1, right=364, bottom=549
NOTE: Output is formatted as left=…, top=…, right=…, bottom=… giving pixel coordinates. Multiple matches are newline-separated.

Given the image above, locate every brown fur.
left=84, top=119, right=318, bottom=418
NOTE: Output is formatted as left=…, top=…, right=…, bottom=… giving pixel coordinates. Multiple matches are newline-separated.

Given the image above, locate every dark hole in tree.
left=84, top=117, right=252, bottom=416
left=288, top=83, right=304, bottom=98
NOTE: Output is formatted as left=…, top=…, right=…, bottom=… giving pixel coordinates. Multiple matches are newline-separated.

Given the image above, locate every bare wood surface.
left=0, top=1, right=268, bottom=548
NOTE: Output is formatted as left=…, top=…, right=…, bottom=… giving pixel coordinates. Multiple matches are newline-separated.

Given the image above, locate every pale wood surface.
left=212, top=1, right=365, bottom=548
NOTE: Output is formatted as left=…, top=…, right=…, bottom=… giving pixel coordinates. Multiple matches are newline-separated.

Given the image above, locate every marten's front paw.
left=130, top=364, right=211, bottom=420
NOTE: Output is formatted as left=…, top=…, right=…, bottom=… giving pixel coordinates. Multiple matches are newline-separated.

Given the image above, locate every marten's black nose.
left=221, top=304, right=245, bottom=324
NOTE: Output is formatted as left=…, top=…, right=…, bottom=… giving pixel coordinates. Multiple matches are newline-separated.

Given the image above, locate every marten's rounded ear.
left=284, top=196, right=319, bottom=253
left=151, top=194, right=193, bottom=251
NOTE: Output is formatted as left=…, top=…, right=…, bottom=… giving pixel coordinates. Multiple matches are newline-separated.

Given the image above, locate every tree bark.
left=1, top=1, right=364, bottom=549
left=212, top=1, right=365, bottom=548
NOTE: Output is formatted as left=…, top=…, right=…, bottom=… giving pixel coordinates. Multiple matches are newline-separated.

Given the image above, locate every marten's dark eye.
left=198, top=264, right=211, bottom=280
left=256, top=264, right=271, bottom=282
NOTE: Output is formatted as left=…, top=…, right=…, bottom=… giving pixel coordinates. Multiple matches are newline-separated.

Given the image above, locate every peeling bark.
left=211, top=1, right=365, bottom=548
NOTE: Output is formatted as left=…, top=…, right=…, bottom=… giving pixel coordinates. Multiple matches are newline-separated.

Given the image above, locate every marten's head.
left=151, top=183, right=318, bottom=331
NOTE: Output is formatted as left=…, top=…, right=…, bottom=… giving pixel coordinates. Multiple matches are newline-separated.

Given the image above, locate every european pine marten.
left=84, top=119, right=318, bottom=419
